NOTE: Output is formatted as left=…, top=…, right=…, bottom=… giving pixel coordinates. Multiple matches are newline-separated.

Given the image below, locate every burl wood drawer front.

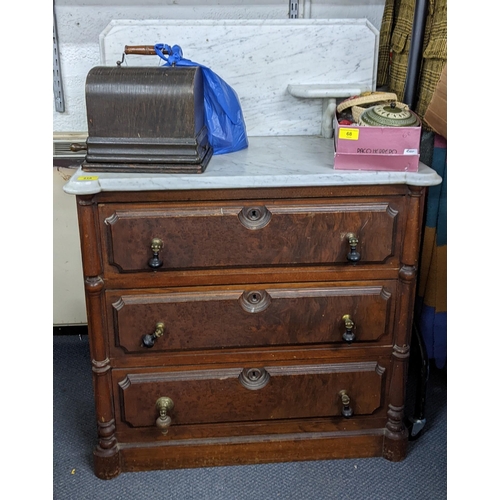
left=98, top=198, right=404, bottom=274
left=114, top=361, right=386, bottom=430
left=107, top=282, right=395, bottom=355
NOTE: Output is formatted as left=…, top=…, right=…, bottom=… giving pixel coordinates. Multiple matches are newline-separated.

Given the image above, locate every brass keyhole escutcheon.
left=239, top=290, right=271, bottom=313
left=238, top=206, right=272, bottom=230
left=248, top=208, right=261, bottom=220
left=239, top=368, right=270, bottom=390
left=156, top=397, right=174, bottom=435
left=248, top=369, right=262, bottom=381
left=249, top=292, right=261, bottom=303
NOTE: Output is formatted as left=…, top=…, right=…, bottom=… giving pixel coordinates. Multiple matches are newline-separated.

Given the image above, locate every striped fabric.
left=377, top=0, right=447, bottom=131
left=378, top=0, right=447, bottom=367
left=416, top=134, right=447, bottom=368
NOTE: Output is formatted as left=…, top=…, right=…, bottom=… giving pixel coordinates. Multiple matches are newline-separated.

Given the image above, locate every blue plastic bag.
left=154, top=44, right=248, bottom=155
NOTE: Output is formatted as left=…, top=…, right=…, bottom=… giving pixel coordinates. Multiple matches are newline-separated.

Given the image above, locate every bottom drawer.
left=114, top=359, right=388, bottom=434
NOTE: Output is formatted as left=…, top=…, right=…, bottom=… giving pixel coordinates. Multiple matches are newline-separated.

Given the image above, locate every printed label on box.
left=339, top=128, right=359, bottom=140
left=404, top=149, right=418, bottom=155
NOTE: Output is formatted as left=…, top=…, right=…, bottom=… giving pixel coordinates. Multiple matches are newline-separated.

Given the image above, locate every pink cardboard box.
left=333, top=115, right=421, bottom=172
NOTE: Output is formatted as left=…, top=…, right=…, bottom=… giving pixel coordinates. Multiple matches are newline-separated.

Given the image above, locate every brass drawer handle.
left=142, top=322, right=165, bottom=348
left=346, top=233, right=361, bottom=263
left=156, top=397, right=174, bottom=435
left=339, top=390, right=353, bottom=418
left=342, top=314, right=356, bottom=344
left=238, top=206, right=272, bottom=230
left=148, top=237, right=164, bottom=269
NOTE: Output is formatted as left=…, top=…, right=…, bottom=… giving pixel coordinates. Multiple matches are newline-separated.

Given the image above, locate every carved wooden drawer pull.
left=342, top=314, right=356, bottom=344
left=142, top=322, right=165, bottom=348
left=148, top=237, right=164, bottom=269
left=346, top=233, right=361, bottom=263
left=339, top=390, right=353, bottom=418
left=156, top=397, right=174, bottom=435
left=238, top=206, right=272, bottom=230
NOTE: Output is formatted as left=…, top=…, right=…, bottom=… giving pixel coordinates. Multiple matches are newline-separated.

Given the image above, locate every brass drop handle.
left=142, top=322, right=165, bottom=348
left=342, top=314, right=356, bottom=344
left=339, top=390, right=353, bottom=418
left=148, top=238, right=164, bottom=269
left=346, top=233, right=361, bottom=263
left=156, top=397, right=174, bottom=435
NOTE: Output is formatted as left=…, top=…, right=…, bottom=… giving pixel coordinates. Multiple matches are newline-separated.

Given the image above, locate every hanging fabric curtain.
left=377, top=0, right=447, bottom=128
left=378, top=0, right=447, bottom=368
left=416, top=135, right=447, bottom=368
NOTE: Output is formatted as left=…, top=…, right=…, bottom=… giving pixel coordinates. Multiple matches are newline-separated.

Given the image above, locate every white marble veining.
left=64, top=136, right=442, bottom=195
left=99, top=19, right=379, bottom=137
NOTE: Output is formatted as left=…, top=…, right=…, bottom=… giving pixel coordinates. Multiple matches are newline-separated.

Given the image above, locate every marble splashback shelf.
left=99, top=19, right=379, bottom=137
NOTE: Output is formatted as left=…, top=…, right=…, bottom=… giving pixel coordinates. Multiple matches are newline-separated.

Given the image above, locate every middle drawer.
left=106, top=281, right=396, bottom=357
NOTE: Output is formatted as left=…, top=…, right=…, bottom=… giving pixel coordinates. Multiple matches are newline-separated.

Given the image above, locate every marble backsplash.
left=100, top=19, right=378, bottom=136
left=96, top=19, right=379, bottom=138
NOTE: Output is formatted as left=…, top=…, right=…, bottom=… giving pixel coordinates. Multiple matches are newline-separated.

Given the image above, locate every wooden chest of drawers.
left=72, top=178, right=431, bottom=479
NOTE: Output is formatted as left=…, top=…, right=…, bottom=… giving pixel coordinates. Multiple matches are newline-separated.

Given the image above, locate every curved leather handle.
left=117, top=45, right=170, bottom=65
left=124, top=45, right=166, bottom=55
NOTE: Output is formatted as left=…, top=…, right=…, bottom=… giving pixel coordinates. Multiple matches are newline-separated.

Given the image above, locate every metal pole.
left=403, top=0, right=429, bottom=110
left=53, top=6, right=65, bottom=113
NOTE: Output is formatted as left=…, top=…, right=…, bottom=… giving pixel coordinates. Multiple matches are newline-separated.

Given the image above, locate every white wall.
left=53, top=168, right=87, bottom=325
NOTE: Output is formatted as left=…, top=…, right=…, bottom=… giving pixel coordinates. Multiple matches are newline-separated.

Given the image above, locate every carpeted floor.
left=53, top=334, right=446, bottom=499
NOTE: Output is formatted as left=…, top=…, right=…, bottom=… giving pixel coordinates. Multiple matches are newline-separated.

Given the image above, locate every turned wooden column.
left=77, top=195, right=121, bottom=479
left=383, top=185, right=425, bottom=461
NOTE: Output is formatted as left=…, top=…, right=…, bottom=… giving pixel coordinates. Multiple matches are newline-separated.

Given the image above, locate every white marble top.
left=63, top=136, right=442, bottom=195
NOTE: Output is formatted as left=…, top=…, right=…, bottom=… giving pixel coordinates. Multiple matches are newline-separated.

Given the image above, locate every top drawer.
left=98, top=198, right=404, bottom=275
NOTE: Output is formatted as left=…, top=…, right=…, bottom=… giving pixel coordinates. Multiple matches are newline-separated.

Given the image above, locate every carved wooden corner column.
left=77, top=195, right=121, bottom=479
left=383, top=186, right=425, bottom=461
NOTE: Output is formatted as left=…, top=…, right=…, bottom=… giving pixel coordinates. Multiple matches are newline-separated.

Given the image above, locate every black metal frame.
left=406, top=321, right=430, bottom=440
left=403, top=0, right=431, bottom=441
